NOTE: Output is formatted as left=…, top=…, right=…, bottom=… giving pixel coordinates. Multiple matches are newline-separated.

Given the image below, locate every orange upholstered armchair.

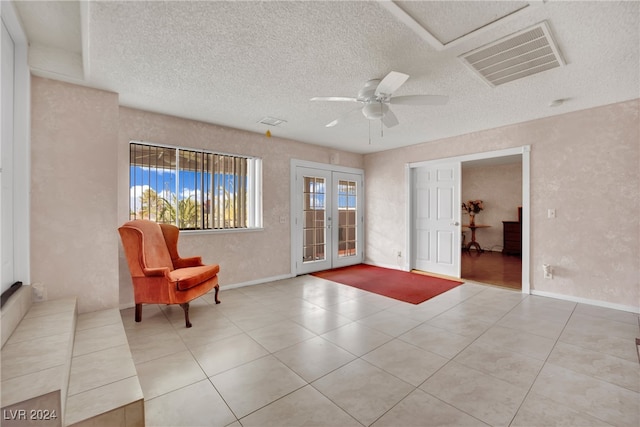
left=118, top=219, right=220, bottom=328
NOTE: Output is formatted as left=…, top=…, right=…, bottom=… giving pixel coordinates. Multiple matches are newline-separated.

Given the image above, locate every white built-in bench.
left=1, top=286, right=144, bottom=426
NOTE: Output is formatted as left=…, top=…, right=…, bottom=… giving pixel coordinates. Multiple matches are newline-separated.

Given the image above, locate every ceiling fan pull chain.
left=380, top=102, right=384, bottom=137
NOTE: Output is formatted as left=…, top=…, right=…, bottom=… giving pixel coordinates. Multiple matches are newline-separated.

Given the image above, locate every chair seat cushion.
left=169, top=264, right=220, bottom=291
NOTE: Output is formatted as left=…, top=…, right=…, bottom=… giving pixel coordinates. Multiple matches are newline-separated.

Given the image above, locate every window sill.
left=179, top=227, right=264, bottom=235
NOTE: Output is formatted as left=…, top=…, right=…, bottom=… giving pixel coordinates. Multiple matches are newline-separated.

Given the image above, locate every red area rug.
left=311, top=264, right=464, bottom=304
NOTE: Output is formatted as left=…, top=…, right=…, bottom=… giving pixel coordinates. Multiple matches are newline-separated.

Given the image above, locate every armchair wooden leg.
left=135, top=303, right=142, bottom=322
left=180, top=303, right=192, bottom=328
left=214, top=284, right=221, bottom=304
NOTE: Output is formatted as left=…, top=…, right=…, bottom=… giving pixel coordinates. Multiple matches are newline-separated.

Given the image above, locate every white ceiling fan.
left=310, top=71, right=448, bottom=128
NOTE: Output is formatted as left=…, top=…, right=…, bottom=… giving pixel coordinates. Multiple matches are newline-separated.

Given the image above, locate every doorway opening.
left=407, top=146, right=530, bottom=294
left=290, top=160, right=364, bottom=276
left=460, top=156, right=522, bottom=290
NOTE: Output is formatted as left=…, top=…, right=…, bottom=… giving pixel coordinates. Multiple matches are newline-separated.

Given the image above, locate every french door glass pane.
left=338, top=179, right=357, bottom=258
left=303, top=176, right=327, bottom=263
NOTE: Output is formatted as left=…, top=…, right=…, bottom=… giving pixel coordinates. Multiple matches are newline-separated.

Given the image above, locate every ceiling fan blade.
left=310, top=96, right=360, bottom=102
left=382, top=108, right=399, bottom=128
left=390, top=95, right=449, bottom=105
left=375, top=71, right=409, bottom=98
left=325, top=106, right=363, bottom=127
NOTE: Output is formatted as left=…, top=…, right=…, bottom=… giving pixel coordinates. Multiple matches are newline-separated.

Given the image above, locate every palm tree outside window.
left=129, top=142, right=262, bottom=230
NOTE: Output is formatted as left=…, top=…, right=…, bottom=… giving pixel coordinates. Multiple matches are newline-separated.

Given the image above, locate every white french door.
left=411, top=162, right=461, bottom=277
left=292, top=163, right=363, bottom=275
left=331, top=171, right=362, bottom=269
left=296, top=167, right=333, bottom=274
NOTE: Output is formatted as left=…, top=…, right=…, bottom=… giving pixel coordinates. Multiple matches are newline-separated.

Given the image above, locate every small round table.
left=463, top=224, right=491, bottom=253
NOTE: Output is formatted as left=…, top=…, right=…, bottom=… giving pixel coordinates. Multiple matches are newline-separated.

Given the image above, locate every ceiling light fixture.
left=362, top=102, right=389, bottom=120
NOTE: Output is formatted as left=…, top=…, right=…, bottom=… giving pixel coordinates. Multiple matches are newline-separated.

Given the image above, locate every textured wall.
left=28, top=75, right=639, bottom=310
left=30, top=77, right=120, bottom=313
left=461, top=163, right=522, bottom=251
left=365, top=100, right=639, bottom=308
left=117, top=107, right=363, bottom=307
left=30, top=77, right=363, bottom=311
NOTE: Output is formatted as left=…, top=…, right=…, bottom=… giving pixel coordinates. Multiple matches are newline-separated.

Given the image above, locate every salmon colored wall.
left=30, top=76, right=363, bottom=311
left=364, top=99, right=639, bottom=309
left=30, top=77, right=120, bottom=313
left=116, top=108, right=363, bottom=308
left=29, top=75, right=638, bottom=311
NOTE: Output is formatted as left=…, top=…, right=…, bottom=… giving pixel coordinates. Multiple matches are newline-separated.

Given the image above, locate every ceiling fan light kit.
left=310, top=71, right=448, bottom=130
left=362, top=102, right=388, bottom=120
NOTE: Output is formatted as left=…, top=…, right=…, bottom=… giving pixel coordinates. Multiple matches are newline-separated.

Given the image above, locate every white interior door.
left=293, top=165, right=363, bottom=275
left=412, top=162, right=461, bottom=277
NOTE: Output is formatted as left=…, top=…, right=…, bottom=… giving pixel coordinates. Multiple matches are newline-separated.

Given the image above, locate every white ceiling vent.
left=460, top=21, right=565, bottom=87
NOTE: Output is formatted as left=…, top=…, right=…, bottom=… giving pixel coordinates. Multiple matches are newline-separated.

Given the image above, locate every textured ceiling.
left=14, top=1, right=640, bottom=154
left=394, top=0, right=529, bottom=45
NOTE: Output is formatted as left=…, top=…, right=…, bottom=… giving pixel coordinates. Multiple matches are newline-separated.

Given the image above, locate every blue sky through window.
left=129, top=165, right=244, bottom=213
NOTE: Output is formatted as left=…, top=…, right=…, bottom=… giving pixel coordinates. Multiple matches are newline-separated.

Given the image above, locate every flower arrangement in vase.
left=462, top=200, right=484, bottom=227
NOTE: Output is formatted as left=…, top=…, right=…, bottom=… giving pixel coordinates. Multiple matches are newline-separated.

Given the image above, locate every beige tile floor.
left=120, top=275, right=640, bottom=427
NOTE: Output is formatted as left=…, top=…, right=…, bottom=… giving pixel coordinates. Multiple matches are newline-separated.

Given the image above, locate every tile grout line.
left=397, top=289, right=534, bottom=426
left=344, top=285, right=511, bottom=426
left=122, top=280, right=639, bottom=426
left=505, top=299, right=579, bottom=427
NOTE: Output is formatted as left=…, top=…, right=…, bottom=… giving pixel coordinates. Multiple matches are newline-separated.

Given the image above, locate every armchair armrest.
left=143, top=266, right=171, bottom=277
left=173, top=256, right=203, bottom=269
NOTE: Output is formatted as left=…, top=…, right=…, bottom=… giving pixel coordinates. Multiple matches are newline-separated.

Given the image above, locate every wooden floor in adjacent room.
left=461, top=250, right=522, bottom=290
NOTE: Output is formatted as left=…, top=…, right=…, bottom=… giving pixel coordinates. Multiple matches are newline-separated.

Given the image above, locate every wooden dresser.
left=502, top=221, right=521, bottom=256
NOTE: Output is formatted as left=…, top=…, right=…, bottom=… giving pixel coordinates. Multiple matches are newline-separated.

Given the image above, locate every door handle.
left=451, top=221, right=460, bottom=226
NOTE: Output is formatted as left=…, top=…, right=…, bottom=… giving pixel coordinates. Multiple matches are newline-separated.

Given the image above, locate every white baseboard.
left=364, top=261, right=407, bottom=271
left=119, top=271, right=638, bottom=316
left=221, top=273, right=296, bottom=290
left=531, top=289, right=640, bottom=314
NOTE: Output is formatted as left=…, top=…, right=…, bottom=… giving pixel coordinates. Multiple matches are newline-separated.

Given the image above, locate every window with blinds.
left=129, top=142, right=262, bottom=230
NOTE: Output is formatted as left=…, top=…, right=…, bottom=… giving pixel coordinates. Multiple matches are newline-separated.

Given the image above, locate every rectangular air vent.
left=459, top=21, right=565, bottom=87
